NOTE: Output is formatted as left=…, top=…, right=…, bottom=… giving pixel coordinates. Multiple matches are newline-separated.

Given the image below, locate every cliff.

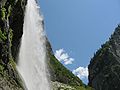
left=88, top=25, right=120, bottom=90
left=0, top=0, right=27, bottom=89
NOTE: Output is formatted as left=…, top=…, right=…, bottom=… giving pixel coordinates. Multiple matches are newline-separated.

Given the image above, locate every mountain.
left=0, top=0, right=92, bottom=90
left=88, top=25, right=120, bottom=90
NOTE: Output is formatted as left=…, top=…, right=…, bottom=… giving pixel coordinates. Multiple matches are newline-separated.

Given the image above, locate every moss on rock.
left=0, top=0, right=27, bottom=89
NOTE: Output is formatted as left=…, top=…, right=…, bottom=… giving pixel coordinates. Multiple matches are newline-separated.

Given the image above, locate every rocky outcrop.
left=51, top=81, right=92, bottom=90
left=52, top=81, right=76, bottom=90
left=0, top=0, right=27, bottom=89
left=88, top=25, right=120, bottom=90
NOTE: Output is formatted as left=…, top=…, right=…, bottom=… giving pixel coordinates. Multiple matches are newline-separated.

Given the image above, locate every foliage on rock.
left=0, top=0, right=27, bottom=89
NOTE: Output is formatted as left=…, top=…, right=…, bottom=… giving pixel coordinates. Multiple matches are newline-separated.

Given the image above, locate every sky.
left=38, top=0, right=120, bottom=84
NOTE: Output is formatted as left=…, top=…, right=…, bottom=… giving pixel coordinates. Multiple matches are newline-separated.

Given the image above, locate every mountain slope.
left=88, top=25, right=120, bottom=90
left=46, top=40, right=92, bottom=90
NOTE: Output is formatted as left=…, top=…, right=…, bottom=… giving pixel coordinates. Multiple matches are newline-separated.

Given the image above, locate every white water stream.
left=17, top=0, right=50, bottom=90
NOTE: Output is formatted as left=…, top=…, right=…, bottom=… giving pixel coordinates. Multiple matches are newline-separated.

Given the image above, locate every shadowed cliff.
left=89, top=25, right=120, bottom=90
left=0, top=0, right=27, bottom=89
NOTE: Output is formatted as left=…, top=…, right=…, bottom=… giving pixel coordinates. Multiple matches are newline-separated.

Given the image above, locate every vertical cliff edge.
left=0, top=0, right=27, bottom=89
left=88, top=25, right=120, bottom=90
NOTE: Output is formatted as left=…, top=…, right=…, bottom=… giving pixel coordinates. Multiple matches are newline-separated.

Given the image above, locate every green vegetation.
left=95, top=41, right=110, bottom=57
left=9, top=57, right=16, bottom=69
left=0, top=0, right=26, bottom=89
left=75, top=86, right=92, bottom=90
left=48, top=51, right=92, bottom=90
left=0, top=63, right=4, bottom=75
left=1, top=8, right=6, bottom=20
left=0, top=28, right=7, bottom=41
left=49, top=54, right=83, bottom=86
left=9, top=28, right=13, bottom=47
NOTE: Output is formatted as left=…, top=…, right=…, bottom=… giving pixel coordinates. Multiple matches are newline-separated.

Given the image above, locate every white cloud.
left=55, top=49, right=74, bottom=65
left=73, top=67, right=88, bottom=79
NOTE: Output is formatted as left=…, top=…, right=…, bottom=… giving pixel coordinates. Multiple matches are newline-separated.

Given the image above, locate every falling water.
left=17, top=0, right=50, bottom=90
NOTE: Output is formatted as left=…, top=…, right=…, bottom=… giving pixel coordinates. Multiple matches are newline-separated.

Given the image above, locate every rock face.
left=88, top=25, right=120, bottom=90
left=0, top=0, right=27, bottom=89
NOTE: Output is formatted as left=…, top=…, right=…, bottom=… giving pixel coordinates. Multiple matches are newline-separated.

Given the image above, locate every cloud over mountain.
left=73, top=67, right=88, bottom=79
left=55, top=49, right=74, bottom=65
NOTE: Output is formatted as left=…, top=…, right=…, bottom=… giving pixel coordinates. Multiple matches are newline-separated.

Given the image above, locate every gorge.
left=0, top=0, right=120, bottom=90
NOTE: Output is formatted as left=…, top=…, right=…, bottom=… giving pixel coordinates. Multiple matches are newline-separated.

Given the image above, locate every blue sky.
left=38, top=0, right=120, bottom=83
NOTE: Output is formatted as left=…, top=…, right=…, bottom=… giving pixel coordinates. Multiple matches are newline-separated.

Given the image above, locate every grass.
left=48, top=52, right=93, bottom=90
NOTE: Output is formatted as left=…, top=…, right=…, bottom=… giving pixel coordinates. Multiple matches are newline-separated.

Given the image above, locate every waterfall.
left=17, top=0, right=50, bottom=90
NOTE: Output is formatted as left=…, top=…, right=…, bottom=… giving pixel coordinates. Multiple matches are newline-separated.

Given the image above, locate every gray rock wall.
left=88, top=25, right=120, bottom=90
